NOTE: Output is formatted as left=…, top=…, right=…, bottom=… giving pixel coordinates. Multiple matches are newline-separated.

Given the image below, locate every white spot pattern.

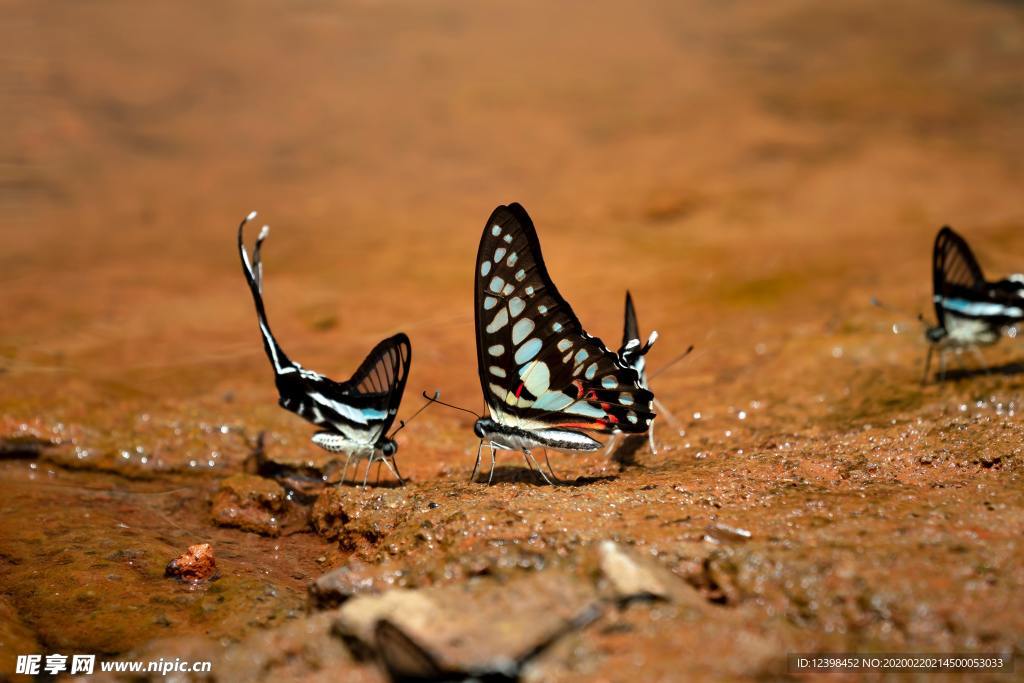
left=512, top=318, right=535, bottom=344
left=486, top=308, right=509, bottom=333
left=515, top=338, right=542, bottom=364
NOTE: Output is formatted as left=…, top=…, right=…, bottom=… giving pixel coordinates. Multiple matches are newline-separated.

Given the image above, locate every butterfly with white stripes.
left=469, top=203, right=655, bottom=484
left=237, top=212, right=412, bottom=486
left=925, top=225, right=1024, bottom=382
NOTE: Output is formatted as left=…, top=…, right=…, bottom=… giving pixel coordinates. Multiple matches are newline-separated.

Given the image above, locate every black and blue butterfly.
left=466, top=203, right=656, bottom=484
left=924, top=225, right=1024, bottom=382
left=237, top=211, right=412, bottom=486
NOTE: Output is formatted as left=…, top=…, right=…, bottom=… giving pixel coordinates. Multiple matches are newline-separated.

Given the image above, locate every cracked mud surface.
left=3, top=0, right=1024, bottom=680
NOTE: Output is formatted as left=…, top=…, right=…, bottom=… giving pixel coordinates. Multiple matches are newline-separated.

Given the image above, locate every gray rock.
left=597, top=541, right=704, bottom=607
left=334, top=570, right=602, bottom=679
left=309, top=560, right=393, bottom=610
left=703, top=523, right=753, bottom=544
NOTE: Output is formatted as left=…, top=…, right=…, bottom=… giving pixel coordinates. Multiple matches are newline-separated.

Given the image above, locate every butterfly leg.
left=522, top=449, right=554, bottom=485
left=471, top=440, right=483, bottom=482
left=542, top=448, right=562, bottom=484
left=653, top=397, right=682, bottom=431
left=922, top=346, right=934, bottom=385
left=375, top=460, right=384, bottom=485
left=487, top=442, right=497, bottom=486
left=386, top=457, right=406, bottom=486
left=342, top=454, right=354, bottom=485
left=603, top=433, right=620, bottom=456
left=938, top=349, right=948, bottom=382
left=361, top=456, right=376, bottom=488
left=648, top=419, right=658, bottom=455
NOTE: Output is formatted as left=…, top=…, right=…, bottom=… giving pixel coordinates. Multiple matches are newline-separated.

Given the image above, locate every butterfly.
left=469, top=203, right=655, bottom=484
left=237, top=211, right=412, bottom=486
left=925, top=225, right=1024, bottom=382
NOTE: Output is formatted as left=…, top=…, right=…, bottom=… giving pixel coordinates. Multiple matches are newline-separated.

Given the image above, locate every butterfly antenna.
left=388, top=390, right=441, bottom=438
left=420, top=390, right=481, bottom=419
left=649, top=345, right=695, bottom=381
left=872, top=296, right=929, bottom=329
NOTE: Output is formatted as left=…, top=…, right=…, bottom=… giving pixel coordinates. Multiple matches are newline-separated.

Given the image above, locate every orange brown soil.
left=2, top=0, right=1024, bottom=680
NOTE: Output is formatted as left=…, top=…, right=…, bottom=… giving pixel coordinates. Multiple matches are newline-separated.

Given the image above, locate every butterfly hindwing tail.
left=238, top=212, right=295, bottom=377
left=623, top=290, right=640, bottom=349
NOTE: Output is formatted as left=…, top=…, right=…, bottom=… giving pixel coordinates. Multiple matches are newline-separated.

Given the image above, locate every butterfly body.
left=310, top=432, right=393, bottom=459
left=238, top=212, right=411, bottom=484
left=928, top=315, right=1000, bottom=347
left=473, top=417, right=602, bottom=453
left=471, top=203, right=654, bottom=483
left=925, top=226, right=1024, bottom=380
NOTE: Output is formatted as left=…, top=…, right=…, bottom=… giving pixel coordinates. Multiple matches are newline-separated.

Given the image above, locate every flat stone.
left=704, top=523, right=753, bottom=544
left=216, top=610, right=384, bottom=683
left=308, top=559, right=398, bottom=609
left=334, top=570, right=602, bottom=678
left=597, top=541, right=706, bottom=607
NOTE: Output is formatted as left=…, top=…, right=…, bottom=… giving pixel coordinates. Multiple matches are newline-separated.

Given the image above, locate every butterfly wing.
left=933, top=226, right=1024, bottom=326
left=474, top=203, right=654, bottom=434
left=275, top=334, right=410, bottom=446
left=238, top=214, right=411, bottom=444
left=933, top=226, right=987, bottom=324
left=343, top=333, right=412, bottom=446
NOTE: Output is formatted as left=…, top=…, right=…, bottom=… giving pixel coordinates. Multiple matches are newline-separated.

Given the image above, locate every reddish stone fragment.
left=165, top=543, right=217, bottom=582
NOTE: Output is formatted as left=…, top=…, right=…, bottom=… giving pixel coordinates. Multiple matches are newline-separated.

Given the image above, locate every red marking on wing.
left=572, top=380, right=585, bottom=399
left=551, top=421, right=605, bottom=430
left=515, top=382, right=524, bottom=399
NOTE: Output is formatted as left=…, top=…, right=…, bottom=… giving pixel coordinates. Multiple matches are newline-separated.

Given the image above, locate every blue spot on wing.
left=942, top=297, right=1023, bottom=317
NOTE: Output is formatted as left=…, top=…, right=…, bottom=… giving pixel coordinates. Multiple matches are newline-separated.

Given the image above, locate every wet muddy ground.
left=3, top=0, right=1024, bottom=680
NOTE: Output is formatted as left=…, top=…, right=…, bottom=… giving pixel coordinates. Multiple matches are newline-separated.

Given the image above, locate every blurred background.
left=4, top=0, right=1024, bottom=434
left=3, top=0, right=1024, bottom=487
